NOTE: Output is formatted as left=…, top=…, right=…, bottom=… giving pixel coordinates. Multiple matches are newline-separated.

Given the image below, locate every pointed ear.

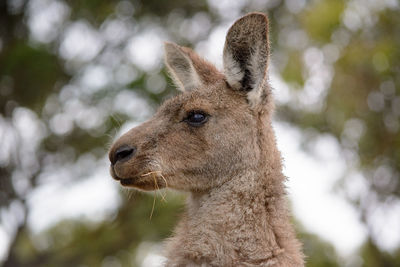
left=223, top=13, right=270, bottom=107
left=164, top=42, right=223, bottom=92
left=164, top=42, right=203, bottom=92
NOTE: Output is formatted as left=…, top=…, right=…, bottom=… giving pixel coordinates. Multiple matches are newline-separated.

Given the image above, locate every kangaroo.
left=109, top=12, right=304, bottom=267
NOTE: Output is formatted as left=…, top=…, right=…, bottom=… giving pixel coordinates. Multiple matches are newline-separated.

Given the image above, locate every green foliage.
left=360, top=239, right=400, bottom=267
left=0, top=42, right=68, bottom=113
left=282, top=51, right=304, bottom=86
left=301, top=0, right=345, bottom=43
left=12, top=193, right=184, bottom=267
left=298, top=231, right=340, bottom=267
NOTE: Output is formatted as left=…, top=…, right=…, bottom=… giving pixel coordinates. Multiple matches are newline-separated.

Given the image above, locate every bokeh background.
left=1, top=0, right=400, bottom=266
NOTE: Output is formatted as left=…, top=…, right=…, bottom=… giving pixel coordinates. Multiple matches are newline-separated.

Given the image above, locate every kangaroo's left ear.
left=223, top=13, right=270, bottom=108
left=165, top=42, right=222, bottom=92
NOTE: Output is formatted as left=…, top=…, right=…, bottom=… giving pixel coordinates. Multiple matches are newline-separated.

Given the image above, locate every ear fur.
left=164, top=42, right=203, bottom=92
left=223, top=13, right=270, bottom=107
left=164, top=42, right=222, bottom=92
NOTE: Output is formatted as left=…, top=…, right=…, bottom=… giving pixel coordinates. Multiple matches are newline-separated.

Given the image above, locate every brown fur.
left=109, top=13, right=304, bottom=266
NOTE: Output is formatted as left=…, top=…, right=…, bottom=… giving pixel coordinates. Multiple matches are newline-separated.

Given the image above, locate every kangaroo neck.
left=165, top=167, right=303, bottom=266
left=185, top=171, right=288, bottom=262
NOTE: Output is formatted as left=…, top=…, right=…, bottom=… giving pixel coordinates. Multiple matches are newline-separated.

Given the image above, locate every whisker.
left=149, top=173, right=158, bottom=220
left=141, top=171, right=162, bottom=177
left=128, top=190, right=134, bottom=200
left=152, top=173, right=167, bottom=205
left=153, top=172, right=160, bottom=191
left=159, top=173, right=168, bottom=203
left=159, top=173, right=168, bottom=188
left=149, top=192, right=156, bottom=220
left=141, top=170, right=169, bottom=216
left=143, top=171, right=168, bottom=202
left=110, top=114, right=123, bottom=129
left=159, top=190, right=167, bottom=203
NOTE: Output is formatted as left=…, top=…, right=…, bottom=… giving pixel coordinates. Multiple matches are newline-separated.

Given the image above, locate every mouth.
left=119, top=177, right=135, bottom=186
left=110, top=167, right=137, bottom=185
left=110, top=165, right=166, bottom=190
left=112, top=173, right=147, bottom=188
left=110, top=166, right=133, bottom=182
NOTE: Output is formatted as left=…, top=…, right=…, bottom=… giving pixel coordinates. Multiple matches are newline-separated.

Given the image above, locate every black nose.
left=111, top=145, right=136, bottom=165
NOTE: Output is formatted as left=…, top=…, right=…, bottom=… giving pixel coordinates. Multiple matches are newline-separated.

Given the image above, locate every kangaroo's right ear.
left=223, top=13, right=270, bottom=108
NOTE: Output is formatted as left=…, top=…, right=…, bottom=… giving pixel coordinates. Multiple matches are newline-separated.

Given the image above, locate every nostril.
left=112, top=145, right=135, bottom=165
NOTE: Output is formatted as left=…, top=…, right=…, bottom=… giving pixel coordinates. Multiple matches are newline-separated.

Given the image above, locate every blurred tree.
left=297, top=228, right=340, bottom=267
left=276, top=0, right=400, bottom=254
left=360, top=239, right=400, bottom=267
left=8, top=193, right=185, bottom=267
left=0, top=0, right=399, bottom=266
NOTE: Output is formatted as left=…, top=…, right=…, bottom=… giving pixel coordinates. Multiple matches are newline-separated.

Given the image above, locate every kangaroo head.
left=109, top=13, right=272, bottom=192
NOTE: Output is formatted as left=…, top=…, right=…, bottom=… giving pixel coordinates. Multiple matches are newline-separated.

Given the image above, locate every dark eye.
left=184, top=111, right=209, bottom=127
